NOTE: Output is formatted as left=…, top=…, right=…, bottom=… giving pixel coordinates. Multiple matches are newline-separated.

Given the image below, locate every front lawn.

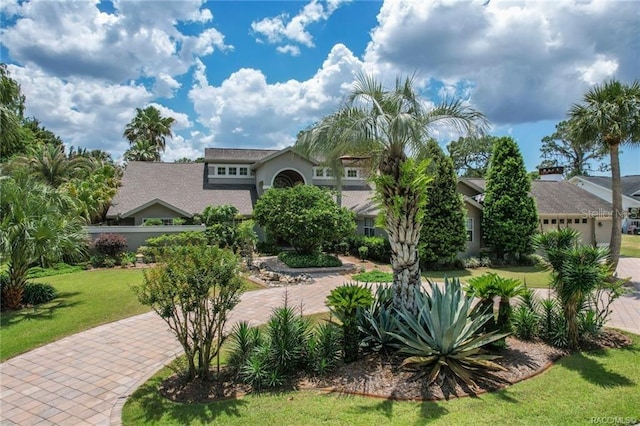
left=122, top=333, right=640, bottom=425
left=621, top=233, right=640, bottom=257
left=352, top=266, right=551, bottom=288
left=0, top=269, right=263, bottom=361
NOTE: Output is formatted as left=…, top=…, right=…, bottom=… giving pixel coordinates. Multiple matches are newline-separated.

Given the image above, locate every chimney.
left=539, top=166, right=564, bottom=181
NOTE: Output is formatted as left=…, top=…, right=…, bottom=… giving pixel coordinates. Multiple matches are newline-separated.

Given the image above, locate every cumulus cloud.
left=364, top=0, right=638, bottom=124
left=188, top=44, right=363, bottom=148
left=7, top=63, right=151, bottom=156
left=1, top=0, right=231, bottom=84
left=251, top=0, right=349, bottom=54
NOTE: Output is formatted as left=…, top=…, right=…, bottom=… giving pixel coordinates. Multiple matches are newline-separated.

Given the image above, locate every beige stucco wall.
left=255, top=152, right=313, bottom=193
left=537, top=216, right=612, bottom=246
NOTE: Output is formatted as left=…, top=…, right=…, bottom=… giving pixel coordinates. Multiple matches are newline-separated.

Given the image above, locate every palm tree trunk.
left=609, top=142, right=622, bottom=270
left=379, top=153, right=424, bottom=314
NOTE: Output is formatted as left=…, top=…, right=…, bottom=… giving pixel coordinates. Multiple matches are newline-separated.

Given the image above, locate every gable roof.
left=106, top=162, right=257, bottom=218
left=251, top=146, right=318, bottom=169
left=204, top=148, right=280, bottom=163
left=341, top=188, right=378, bottom=216
left=575, top=175, right=640, bottom=198
left=460, top=178, right=613, bottom=216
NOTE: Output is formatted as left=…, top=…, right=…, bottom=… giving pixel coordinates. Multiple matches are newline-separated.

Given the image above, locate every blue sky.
left=1, top=0, right=638, bottom=175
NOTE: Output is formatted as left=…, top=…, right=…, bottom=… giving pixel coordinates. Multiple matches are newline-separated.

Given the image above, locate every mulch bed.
left=159, top=329, right=632, bottom=404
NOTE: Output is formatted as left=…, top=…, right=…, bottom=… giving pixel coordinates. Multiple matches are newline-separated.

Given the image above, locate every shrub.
left=22, top=282, right=57, bottom=305
left=134, top=245, right=244, bottom=381
left=390, top=278, right=509, bottom=389
left=254, top=185, right=356, bottom=254
left=227, top=321, right=264, bottom=376
left=278, top=252, right=342, bottom=268
left=256, top=240, right=278, bottom=255
left=358, top=246, right=369, bottom=261
left=120, top=252, right=137, bottom=267
left=142, top=218, right=163, bottom=226
left=326, top=283, right=373, bottom=362
left=93, top=233, right=128, bottom=258
left=145, top=232, right=207, bottom=249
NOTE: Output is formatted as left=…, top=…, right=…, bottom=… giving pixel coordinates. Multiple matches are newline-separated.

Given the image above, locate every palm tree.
left=569, top=79, right=640, bottom=269
left=296, top=74, right=488, bottom=312
left=0, top=63, right=26, bottom=160
left=0, top=174, right=87, bottom=310
left=123, top=105, right=176, bottom=157
left=123, top=139, right=162, bottom=162
left=9, top=144, right=92, bottom=187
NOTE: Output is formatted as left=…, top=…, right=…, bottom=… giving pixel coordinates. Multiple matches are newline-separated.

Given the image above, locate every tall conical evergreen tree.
left=419, top=139, right=467, bottom=267
left=482, top=137, right=538, bottom=260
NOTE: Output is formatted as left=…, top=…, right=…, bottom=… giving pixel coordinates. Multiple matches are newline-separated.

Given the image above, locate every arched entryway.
left=272, top=169, right=305, bottom=188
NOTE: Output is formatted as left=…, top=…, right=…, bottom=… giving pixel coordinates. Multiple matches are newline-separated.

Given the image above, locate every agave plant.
left=390, top=278, right=509, bottom=390
left=358, top=285, right=399, bottom=353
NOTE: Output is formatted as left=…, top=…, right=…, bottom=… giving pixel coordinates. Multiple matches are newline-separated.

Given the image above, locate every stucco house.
left=569, top=175, right=640, bottom=233
left=102, top=147, right=378, bottom=248
left=101, top=148, right=614, bottom=254
left=459, top=167, right=614, bottom=256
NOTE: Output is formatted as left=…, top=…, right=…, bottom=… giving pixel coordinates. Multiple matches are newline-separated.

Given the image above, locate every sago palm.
left=296, top=74, right=488, bottom=313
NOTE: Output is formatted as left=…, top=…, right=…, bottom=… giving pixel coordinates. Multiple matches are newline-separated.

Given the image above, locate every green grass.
left=0, top=269, right=263, bottom=361
left=122, top=333, right=640, bottom=425
left=352, top=270, right=393, bottom=283
left=621, top=234, right=640, bottom=258
left=351, top=266, right=551, bottom=288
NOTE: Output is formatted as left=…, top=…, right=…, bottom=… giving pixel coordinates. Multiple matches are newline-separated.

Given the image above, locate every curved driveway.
left=0, top=259, right=638, bottom=426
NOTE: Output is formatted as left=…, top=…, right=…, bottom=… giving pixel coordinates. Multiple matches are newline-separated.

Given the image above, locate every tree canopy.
left=123, top=105, right=176, bottom=161
left=482, top=137, right=538, bottom=260
left=253, top=185, right=355, bottom=254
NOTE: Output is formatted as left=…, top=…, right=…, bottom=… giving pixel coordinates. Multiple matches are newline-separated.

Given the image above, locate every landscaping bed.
left=154, top=329, right=630, bottom=404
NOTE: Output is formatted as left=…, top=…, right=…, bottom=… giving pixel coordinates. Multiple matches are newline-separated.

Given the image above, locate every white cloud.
left=578, top=56, right=619, bottom=85
left=152, top=74, right=181, bottom=98
left=1, top=0, right=230, bottom=84
left=251, top=0, right=349, bottom=53
left=364, top=0, right=639, bottom=124
left=276, top=45, right=301, bottom=56
left=7, top=64, right=151, bottom=156
left=188, top=44, right=364, bottom=149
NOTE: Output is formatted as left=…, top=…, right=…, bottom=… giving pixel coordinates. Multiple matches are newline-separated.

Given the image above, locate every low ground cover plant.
left=278, top=252, right=342, bottom=268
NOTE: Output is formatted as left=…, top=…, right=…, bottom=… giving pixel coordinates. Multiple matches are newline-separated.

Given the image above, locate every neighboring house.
left=102, top=148, right=614, bottom=254
left=458, top=167, right=614, bottom=256
left=103, top=147, right=378, bottom=248
left=569, top=175, right=640, bottom=233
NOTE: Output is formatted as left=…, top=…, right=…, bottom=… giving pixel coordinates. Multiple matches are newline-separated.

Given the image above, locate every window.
left=325, top=168, right=334, bottom=177
left=364, top=218, right=375, bottom=237
left=543, top=219, right=549, bottom=225
left=239, top=167, right=248, bottom=176
left=143, top=218, right=175, bottom=226
left=559, top=219, right=565, bottom=224
left=567, top=219, right=572, bottom=224
left=347, top=169, right=358, bottom=178
left=228, top=167, right=237, bottom=176
left=582, top=218, right=588, bottom=224
left=217, top=167, right=226, bottom=175
left=467, top=218, right=473, bottom=242
left=551, top=219, right=557, bottom=224
left=315, top=168, right=324, bottom=177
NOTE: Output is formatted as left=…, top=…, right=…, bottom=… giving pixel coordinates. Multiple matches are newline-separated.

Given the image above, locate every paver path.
left=1, top=259, right=638, bottom=426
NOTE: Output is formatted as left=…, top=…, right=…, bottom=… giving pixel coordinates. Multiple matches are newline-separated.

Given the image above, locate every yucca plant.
left=307, top=321, right=342, bottom=376
left=511, top=305, right=539, bottom=340
left=326, top=282, right=373, bottom=362
left=390, top=278, right=509, bottom=390
left=227, top=321, right=264, bottom=375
